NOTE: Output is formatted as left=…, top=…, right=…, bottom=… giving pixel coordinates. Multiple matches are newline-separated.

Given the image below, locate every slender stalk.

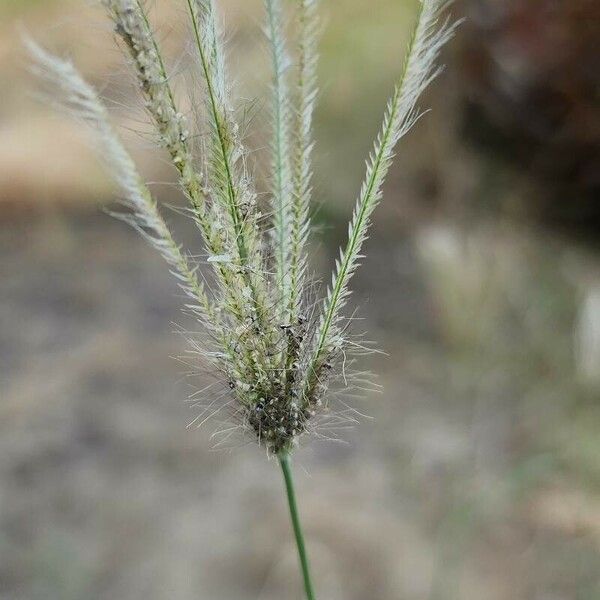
left=278, top=453, right=316, bottom=600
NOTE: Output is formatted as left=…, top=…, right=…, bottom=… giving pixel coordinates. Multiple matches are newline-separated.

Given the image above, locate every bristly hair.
left=288, top=0, right=319, bottom=326
left=301, top=0, right=459, bottom=406
left=24, top=35, right=219, bottom=337
left=264, top=0, right=293, bottom=324
left=28, top=0, right=458, bottom=455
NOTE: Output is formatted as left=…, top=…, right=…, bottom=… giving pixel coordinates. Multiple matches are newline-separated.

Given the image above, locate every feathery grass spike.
left=24, top=37, right=218, bottom=336
left=102, top=1, right=203, bottom=202
left=186, top=0, right=271, bottom=332
left=265, top=0, right=293, bottom=319
left=101, top=0, right=249, bottom=327
left=186, top=0, right=257, bottom=266
left=304, top=0, right=458, bottom=402
left=288, top=0, right=319, bottom=323
left=30, top=1, right=456, bottom=597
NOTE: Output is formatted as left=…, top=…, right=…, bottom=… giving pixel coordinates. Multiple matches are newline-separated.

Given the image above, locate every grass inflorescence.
left=28, top=1, right=457, bottom=596
left=28, top=0, right=456, bottom=455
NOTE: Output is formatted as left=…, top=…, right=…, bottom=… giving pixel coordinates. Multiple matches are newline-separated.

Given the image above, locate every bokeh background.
left=1, top=1, right=599, bottom=599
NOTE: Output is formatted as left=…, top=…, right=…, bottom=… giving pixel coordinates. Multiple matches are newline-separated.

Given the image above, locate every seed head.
left=29, top=0, right=458, bottom=455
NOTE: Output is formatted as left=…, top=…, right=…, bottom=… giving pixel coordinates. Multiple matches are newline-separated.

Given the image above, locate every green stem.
left=278, top=453, right=317, bottom=600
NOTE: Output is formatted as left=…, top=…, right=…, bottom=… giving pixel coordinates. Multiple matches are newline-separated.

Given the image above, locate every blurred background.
left=1, top=0, right=599, bottom=598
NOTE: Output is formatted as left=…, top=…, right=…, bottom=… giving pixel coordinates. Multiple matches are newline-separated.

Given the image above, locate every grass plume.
left=29, top=3, right=457, bottom=595
left=29, top=0, right=457, bottom=455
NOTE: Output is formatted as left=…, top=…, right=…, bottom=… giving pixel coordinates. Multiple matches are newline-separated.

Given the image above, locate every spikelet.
left=185, top=1, right=262, bottom=268
left=29, top=0, right=457, bottom=455
left=102, top=1, right=201, bottom=195
left=288, top=0, right=319, bottom=325
left=24, top=36, right=218, bottom=339
left=264, top=0, right=293, bottom=322
left=302, top=0, right=459, bottom=405
left=102, top=1, right=249, bottom=328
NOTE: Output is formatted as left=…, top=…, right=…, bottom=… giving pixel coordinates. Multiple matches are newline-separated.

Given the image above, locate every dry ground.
left=1, top=209, right=599, bottom=599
